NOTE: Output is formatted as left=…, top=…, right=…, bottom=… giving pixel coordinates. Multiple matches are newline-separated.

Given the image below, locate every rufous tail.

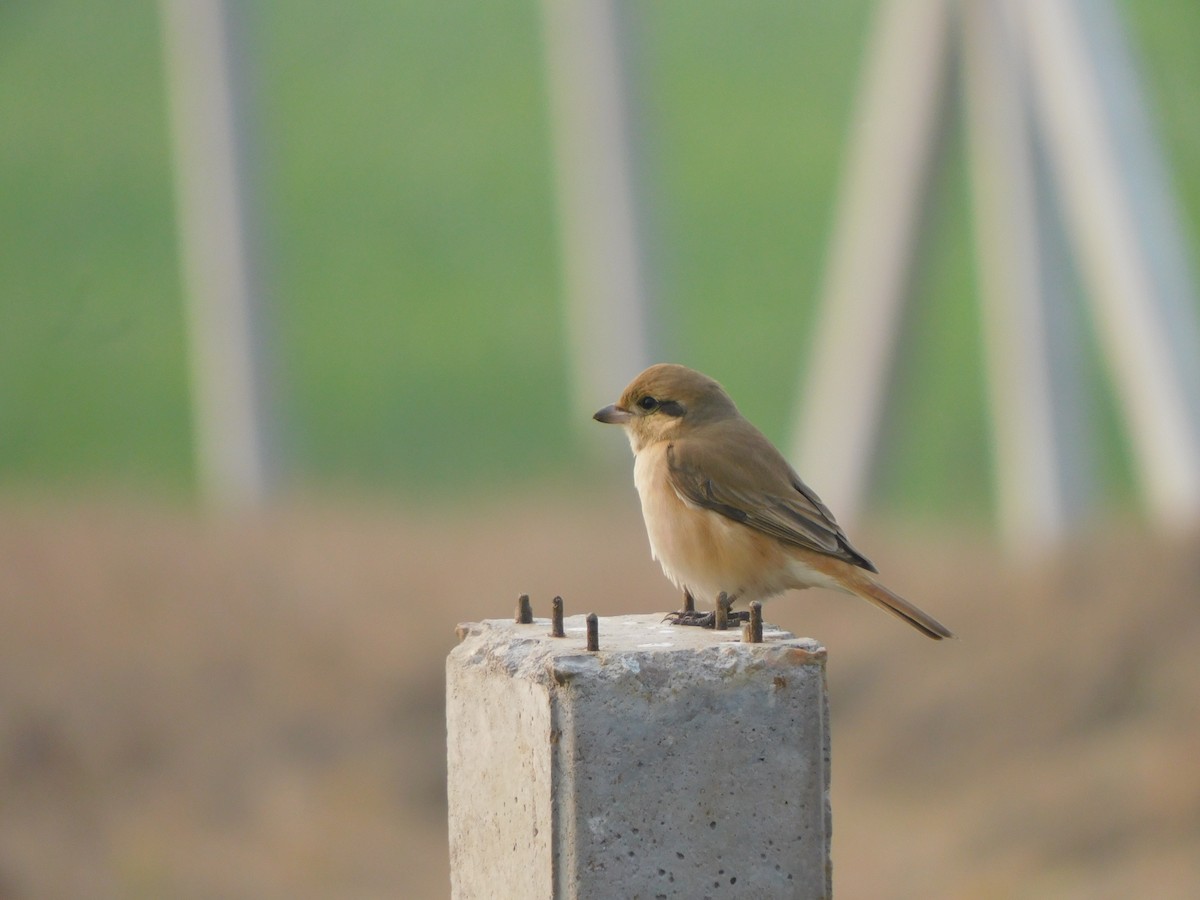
left=851, top=575, right=954, bottom=640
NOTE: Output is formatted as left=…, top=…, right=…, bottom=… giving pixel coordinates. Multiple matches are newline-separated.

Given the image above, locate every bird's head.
left=593, top=363, right=739, bottom=452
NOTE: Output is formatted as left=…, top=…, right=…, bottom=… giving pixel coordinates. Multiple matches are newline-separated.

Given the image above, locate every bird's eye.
left=637, top=395, right=659, bottom=411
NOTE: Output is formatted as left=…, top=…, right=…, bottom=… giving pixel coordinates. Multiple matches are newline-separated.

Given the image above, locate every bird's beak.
left=593, top=404, right=632, bottom=425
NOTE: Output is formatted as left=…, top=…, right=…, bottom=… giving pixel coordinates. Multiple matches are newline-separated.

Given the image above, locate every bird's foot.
left=663, top=609, right=751, bottom=629
left=663, top=609, right=714, bottom=627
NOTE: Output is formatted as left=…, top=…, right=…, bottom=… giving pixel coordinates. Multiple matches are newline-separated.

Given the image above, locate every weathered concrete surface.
left=447, top=614, right=830, bottom=900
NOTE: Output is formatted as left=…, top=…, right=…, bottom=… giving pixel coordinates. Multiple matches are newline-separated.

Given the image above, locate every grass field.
left=3, top=6, right=1200, bottom=896
left=3, top=1, right=1199, bottom=518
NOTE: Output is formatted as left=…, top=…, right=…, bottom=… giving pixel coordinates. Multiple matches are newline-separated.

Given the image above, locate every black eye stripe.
left=636, top=395, right=685, bottom=416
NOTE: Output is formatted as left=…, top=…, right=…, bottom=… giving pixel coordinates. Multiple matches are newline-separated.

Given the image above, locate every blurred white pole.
left=790, top=0, right=953, bottom=524
left=1019, top=0, right=1200, bottom=527
left=961, top=0, right=1077, bottom=551
left=160, top=0, right=277, bottom=508
left=539, top=0, right=654, bottom=433
left=796, top=0, right=1200, bottom=543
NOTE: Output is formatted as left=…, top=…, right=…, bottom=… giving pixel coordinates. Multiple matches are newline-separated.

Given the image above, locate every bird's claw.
left=663, top=609, right=751, bottom=628
left=663, top=609, right=715, bottom=627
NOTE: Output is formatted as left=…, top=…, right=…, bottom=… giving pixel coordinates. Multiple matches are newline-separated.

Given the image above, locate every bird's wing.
left=665, top=426, right=877, bottom=572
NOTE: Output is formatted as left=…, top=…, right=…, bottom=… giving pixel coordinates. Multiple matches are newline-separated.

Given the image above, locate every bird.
left=593, top=363, right=953, bottom=639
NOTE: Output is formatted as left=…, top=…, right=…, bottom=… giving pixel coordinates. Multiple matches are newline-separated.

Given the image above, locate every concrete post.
left=446, top=613, right=831, bottom=899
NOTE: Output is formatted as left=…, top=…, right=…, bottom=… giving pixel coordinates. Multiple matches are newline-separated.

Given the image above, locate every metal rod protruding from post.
left=586, top=613, right=599, bottom=651
left=748, top=601, right=763, bottom=643
left=516, top=593, right=533, bottom=624
left=715, top=593, right=730, bottom=631
left=551, top=596, right=565, bottom=637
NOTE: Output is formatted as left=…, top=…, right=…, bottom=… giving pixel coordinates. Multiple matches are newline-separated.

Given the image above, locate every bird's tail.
left=847, top=573, right=954, bottom=640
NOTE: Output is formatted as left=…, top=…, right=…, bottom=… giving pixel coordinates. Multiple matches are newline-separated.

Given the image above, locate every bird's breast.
left=632, top=443, right=796, bottom=605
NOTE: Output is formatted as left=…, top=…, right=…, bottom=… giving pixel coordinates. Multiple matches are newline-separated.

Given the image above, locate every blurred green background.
left=1, top=0, right=1198, bottom=514
left=4, top=5, right=1200, bottom=898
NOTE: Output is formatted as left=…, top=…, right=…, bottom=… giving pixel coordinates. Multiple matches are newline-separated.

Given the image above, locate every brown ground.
left=0, top=491, right=1197, bottom=898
